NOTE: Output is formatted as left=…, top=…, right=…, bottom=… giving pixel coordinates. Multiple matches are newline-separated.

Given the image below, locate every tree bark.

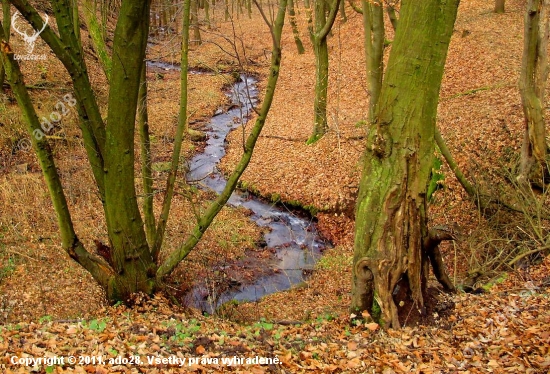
left=151, top=0, right=191, bottom=261
left=308, top=0, right=341, bottom=143
left=138, top=61, right=156, bottom=248
left=190, top=0, right=202, bottom=45
left=0, top=24, right=113, bottom=292
left=518, top=0, right=549, bottom=186
left=103, top=0, right=157, bottom=300
left=494, top=0, right=505, bottom=14
left=0, top=0, right=10, bottom=90
left=82, top=0, right=112, bottom=81
left=386, top=2, right=398, bottom=31
left=362, top=0, right=383, bottom=123
left=352, top=0, right=459, bottom=329
left=288, top=0, right=305, bottom=54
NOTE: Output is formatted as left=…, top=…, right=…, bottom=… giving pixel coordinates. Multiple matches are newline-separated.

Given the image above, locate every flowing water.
left=147, top=61, right=329, bottom=313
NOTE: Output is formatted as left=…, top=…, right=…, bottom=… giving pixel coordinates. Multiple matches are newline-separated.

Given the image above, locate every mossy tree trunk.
left=362, top=0, right=383, bottom=123
left=101, top=0, right=157, bottom=300
left=288, top=0, right=305, bottom=54
left=385, top=1, right=398, bottom=30
left=349, top=0, right=384, bottom=126
left=4, top=0, right=288, bottom=303
left=518, top=0, right=549, bottom=186
left=157, top=0, right=288, bottom=278
left=308, top=0, right=341, bottom=143
left=352, top=0, right=459, bottom=329
left=82, top=0, right=112, bottom=81
left=0, top=0, right=10, bottom=90
left=190, top=0, right=202, bottom=45
left=495, top=0, right=505, bottom=14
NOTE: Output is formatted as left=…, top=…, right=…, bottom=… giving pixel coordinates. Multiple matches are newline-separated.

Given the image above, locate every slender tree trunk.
left=246, top=0, right=252, bottom=18
left=82, top=0, right=112, bottom=81
left=225, top=0, right=230, bottom=21
left=190, top=0, right=202, bottom=45
left=495, top=0, right=505, bottom=13
left=157, top=0, right=288, bottom=278
left=151, top=0, right=191, bottom=262
left=339, top=0, right=346, bottom=22
left=518, top=0, right=549, bottom=185
left=204, top=0, right=211, bottom=28
left=288, top=0, right=305, bottom=54
left=0, top=0, right=10, bottom=90
left=352, top=0, right=459, bottom=329
left=138, top=62, right=156, bottom=248
left=386, top=2, right=398, bottom=30
left=362, top=0, right=383, bottom=123
left=308, top=0, right=341, bottom=143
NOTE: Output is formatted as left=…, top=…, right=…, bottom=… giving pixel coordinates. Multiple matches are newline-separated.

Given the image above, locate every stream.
left=147, top=61, right=329, bottom=313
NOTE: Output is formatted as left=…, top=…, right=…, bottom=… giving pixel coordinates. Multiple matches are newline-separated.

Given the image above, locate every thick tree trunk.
left=104, top=0, right=156, bottom=300
left=352, top=0, right=459, bottom=329
left=518, top=0, right=549, bottom=185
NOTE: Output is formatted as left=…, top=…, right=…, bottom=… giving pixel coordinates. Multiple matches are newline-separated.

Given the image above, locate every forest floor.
left=1, top=0, right=550, bottom=372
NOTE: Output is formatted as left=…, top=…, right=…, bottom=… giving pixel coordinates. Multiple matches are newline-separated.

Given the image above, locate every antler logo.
left=11, top=11, right=49, bottom=54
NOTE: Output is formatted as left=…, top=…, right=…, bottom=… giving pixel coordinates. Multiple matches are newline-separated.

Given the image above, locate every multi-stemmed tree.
left=0, top=0, right=287, bottom=302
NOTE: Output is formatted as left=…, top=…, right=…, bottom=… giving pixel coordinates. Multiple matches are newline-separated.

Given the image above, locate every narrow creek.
left=147, top=61, right=330, bottom=313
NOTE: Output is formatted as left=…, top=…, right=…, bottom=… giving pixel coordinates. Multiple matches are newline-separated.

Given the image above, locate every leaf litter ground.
left=1, top=0, right=550, bottom=372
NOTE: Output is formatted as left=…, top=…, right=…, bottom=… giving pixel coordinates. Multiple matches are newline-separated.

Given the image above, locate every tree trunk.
left=151, top=0, right=191, bottom=261
left=386, top=2, right=398, bottom=31
left=82, top=0, right=112, bottom=81
left=104, top=0, right=156, bottom=300
left=138, top=62, right=155, bottom=248
left=157, top=0, right=289, bottom=277
left=308, top=0, right=341, bottom=143
left=352, top=0, right=459, bottom=329
left=288, top=0, right=305, bottom=54
left=190, top=0, right=202, bottom=45
left=494, top=0, right=505, bottom=14
left=339, top=0, right=346, bottom=23
left=0, top=0, right=10, bottom=90
left=518, top=0, right=549, bottom=185
left=204, top=0, right=211, bottom=28
left=362, top=0, right=383, bottom=123
left=225, top=0, right=230, bottom=21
